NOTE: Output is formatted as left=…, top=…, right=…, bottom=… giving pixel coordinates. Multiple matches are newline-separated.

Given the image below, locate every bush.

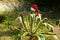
left=17, top=13, right=58, bottom=40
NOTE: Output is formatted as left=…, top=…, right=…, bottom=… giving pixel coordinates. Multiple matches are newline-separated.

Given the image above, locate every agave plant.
left=18, top=13, right=58, bottom=40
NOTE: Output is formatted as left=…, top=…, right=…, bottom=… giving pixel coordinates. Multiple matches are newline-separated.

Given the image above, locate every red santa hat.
left=31, top=4, right=39, bottom=16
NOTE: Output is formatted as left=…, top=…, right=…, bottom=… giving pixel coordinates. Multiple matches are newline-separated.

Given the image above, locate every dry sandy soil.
left=54, top=26, right=60, bottom=39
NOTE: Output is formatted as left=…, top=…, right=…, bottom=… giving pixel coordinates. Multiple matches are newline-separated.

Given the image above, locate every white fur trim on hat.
left=31, top=7, right=35, bottom=11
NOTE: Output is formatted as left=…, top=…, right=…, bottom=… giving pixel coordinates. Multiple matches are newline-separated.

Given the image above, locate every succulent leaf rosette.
left=17, top=12, right=58, bottom=40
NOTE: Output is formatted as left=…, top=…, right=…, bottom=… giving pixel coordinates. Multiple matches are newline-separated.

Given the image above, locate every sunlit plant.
left=17, top=13, right=58, bottom=40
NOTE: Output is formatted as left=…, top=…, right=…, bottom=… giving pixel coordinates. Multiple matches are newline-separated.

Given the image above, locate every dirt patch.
left=54, top=26, right=60, bottom=38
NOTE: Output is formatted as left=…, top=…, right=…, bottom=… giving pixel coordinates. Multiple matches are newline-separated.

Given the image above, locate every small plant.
left=2, top=18, right=15, bottom=30
left=0, top=15, right=6, bottom=23
left=17, top=13, right=58, bottom=40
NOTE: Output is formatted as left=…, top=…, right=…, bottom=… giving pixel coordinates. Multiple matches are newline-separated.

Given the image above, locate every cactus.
left=17, top=13, right=58, bottom=40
